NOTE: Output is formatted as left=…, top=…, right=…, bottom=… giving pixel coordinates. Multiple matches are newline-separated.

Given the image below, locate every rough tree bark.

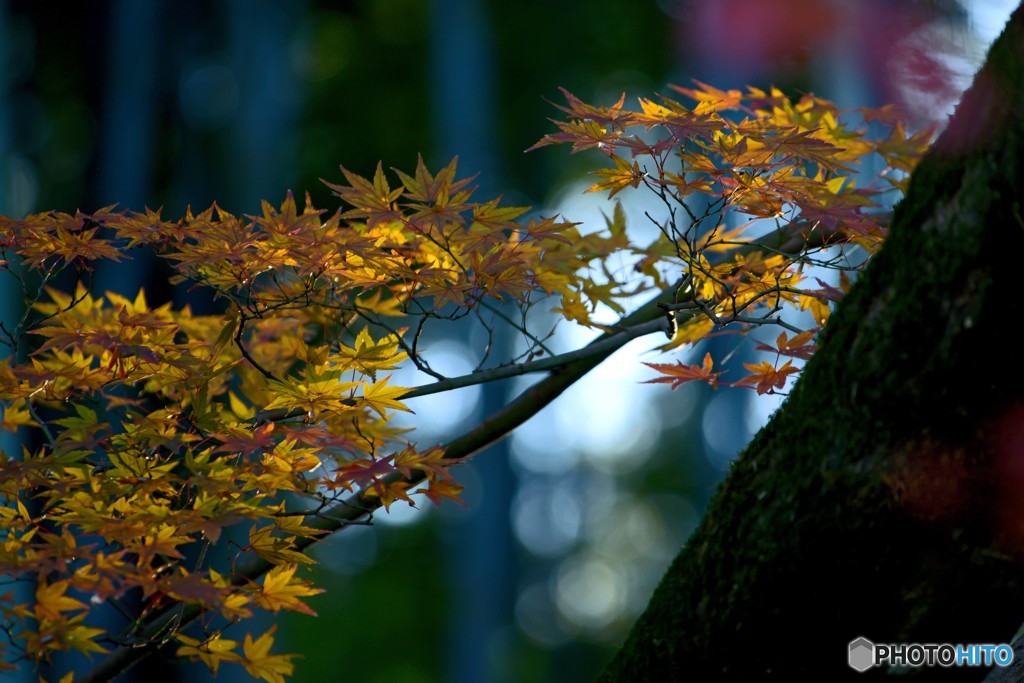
left=600, top=5, right=1024, bottom=680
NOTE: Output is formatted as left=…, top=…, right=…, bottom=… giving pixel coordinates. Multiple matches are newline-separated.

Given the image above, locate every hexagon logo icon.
left=849, top=637, right=875, bottom=672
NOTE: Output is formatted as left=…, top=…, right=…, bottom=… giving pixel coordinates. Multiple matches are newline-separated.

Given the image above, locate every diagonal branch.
left=401, top=317, right=667, bottom=399
left=78, top=219, right=842, bottom=683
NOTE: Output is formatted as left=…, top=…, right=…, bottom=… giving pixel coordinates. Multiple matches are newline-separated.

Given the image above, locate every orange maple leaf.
left=416, top=478, right=467, bottom=508
left=737, top=359, right=799, bottom=394
left=642, top=352, right=720, bottom=389
left=755, top=330, right=818, bottom=360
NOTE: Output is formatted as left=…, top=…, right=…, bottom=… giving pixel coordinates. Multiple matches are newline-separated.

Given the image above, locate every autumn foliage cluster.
left=0, top=83, right=928, bottom=681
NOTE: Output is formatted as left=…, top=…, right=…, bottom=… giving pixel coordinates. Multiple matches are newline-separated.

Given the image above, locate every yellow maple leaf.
left=176, top=633, right=241, bottom=674
left=360, top=376, right=411, bottom=418
left=255, top=564, right=323, bottom=616
left=0, top=399, right=37, bottom=431
left=660, top=315, right=715, bottom=351
left=249, top=525, right=315, bottom=566
left=242, top=627, right=295, bottom=683
left=63, top=620, right=108, bottom=655
left=587, top=154, right=645, bottom=198
left=34, top=581, right=87, bottom=622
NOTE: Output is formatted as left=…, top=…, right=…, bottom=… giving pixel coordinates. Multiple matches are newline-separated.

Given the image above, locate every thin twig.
left=78, top=217, right=838, bottom=683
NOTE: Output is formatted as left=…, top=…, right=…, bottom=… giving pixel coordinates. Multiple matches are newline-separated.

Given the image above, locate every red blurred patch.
left=993, top=405, right=1024, bottom=551
left=686, top=0, right=837, bottom=71
left=886, top=443, right=968, bottom=522
left=679, top=0, right=962, bottom=120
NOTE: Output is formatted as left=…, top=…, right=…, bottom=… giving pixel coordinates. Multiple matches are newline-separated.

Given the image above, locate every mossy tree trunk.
left=601, top=5, right=1024, bottom=680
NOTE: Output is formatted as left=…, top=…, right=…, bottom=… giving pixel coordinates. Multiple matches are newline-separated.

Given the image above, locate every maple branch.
left=79, top=219, right=842, bottom=683
left=477, top=297, right=556, bottom=359
left=246, top=316, right=675, bottom=423
left=79, top=282, right=679, bottom=683
left=400, top=317, right=667, bottom=400
left=250, top=225, right=845, bottom=427
left=24, top=399, right=54, bottom=445
left=234, top=309, right=280, bottom=382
